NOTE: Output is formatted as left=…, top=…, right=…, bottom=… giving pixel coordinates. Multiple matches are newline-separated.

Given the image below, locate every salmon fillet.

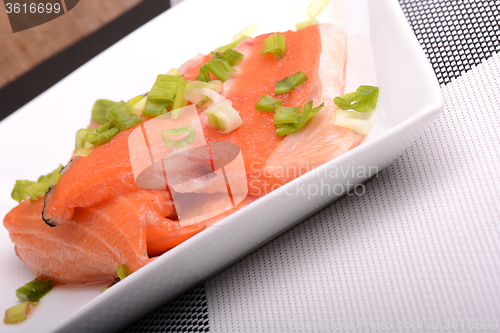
left=4, top=23, right=357, bottom=284
left=4, top=191, right=161, bottom=283
left=42, top=125, right=144, bottom=226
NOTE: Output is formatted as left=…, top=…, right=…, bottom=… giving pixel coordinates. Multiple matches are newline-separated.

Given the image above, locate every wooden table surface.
left=0, top=0, right=144, bottom=89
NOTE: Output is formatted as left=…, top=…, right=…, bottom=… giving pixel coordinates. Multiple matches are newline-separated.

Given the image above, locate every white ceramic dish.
left=0, top=0, right=443, bottom=332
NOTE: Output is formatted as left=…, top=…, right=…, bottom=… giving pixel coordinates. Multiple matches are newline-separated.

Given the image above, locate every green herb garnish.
left=196, top=51, right=242, bottom=83
left=106, top=100, right=143, bottom=130
left=144, top=74, right=183, bottom=117
left=126, top=95, right=145, bottom=109
left=4, top=302, right=30, bottom=324
left=91, top=99, right=116, bottom=124
left=116, top=264, right=132, bottom=280
left=11, top=165, right=64, bottom=203
left=218, top=49, right=244, bottom=67
left=275, top=105, right=300, bottom=125
left=261, top=33, right=286, bottom=60
left=16, top=278, right=54, bottom=303
left=196, top=65, right=211, bottom=83
left=91, top=125, right=120, bottom=146
left=101, top=265, right=133, bottom=293
left=255, top=94, right=284, bottom=112
left=296, top=18, right=319, bottom=30
left=172, top=80, right=189, bottom=110
left=333, top=85, right=379, bottom=112
left=275, top=71, right=308, bottom=95
left=204, top=57, right=236, bottom=82
left=270, top=101, right=324, bottom=137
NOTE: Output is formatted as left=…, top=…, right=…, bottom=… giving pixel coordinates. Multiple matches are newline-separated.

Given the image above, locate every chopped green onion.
left=204, top=58, right=236, bottom=82
left=91, top=126, right=120, bottom=146
left=4, top=302, right=30, bottom=324
left=167, top=68, right=183, bottom=76
left=255, top=94, right=284, bottom=112
left=274, top=105, right=300, bottom=125
left=126, top=95, right=144, bottom=109
left=106, top=101, right=143, bottom=130
left=196, top=65, right=211, bottom=83
left=91, top=99, right=116, bottom=124
left=261, top=33, right=286, bottom=60
left=334, top=109, right=364, bottom=120
left=205, top=99, right=243, bottom=133
left=97, top=122, right=113, bottom=133
left=73, top=147, right=94, bottom=157
left=296, top=17, right=319, bottom=30
left=308, top=0, right=329, bottom=17
left=101, top=264, right=132, bottom=293
left=101, top=277, right=120, bottom=294
left=131, top=96, right=147, bottom=116
left=26, top=182, right=49, bottom=201
left=333, top=85, right=379, bottom=112
left=275, top=71, right=308, bottom=95
left=273, top=101, right=324, bottom=136
left=333, top=109, right=373, bottom=134
left=334, top=117, right=373, bottom=134
left=276, top=123, right=298, bottom=137
left=186, top=88, right=224, bottom=108
left=37, top=165, right=63, bottom=183
left=185, top=81, right=219, bottom=96
left=218, top=49, right=244, bottom=67
left=197, top=52, right=239, bottom=83
left=296, top=101, right=323, bottom=130
left=117, top=264, right=132, bottom=280
left=30, top=165, right=63, bottom=200
left=12, top=165, right=64, bottom=202
left=48, top=172, right=62, bottom=188
left=161, top=126, right=197, bottom=149
left=75, top=128, right=97, bottom=150
left=185, top=81, right=223, bottom=107
left=11, top=180, right=36, bottom=203
left=209, top=80, right=223, bottom=93
left=16, top=278, right=54, bottom=303
left=208, top=112, right=224, bottom=131
left=173, top=80, right=189, bottom=111
left=144, top=75, right=182, bottom=117
left=84, top=123, right=120, bottom=147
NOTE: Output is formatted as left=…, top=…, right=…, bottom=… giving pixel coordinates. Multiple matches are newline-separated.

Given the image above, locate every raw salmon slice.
left=145, top=198, right=205, bottom=257
left=261, top=25, right=360, bottom=192
left=3, top=189, right=203, bottom=284
left=3, top=23, right=363, bottom=284
left=5, top=191, right=153, bottom=283
left=42, top=125, right=144, bottom=226
left=193, top=24, right=352, bottom=195
left=42, top=24, right=343, bottom=226
left=190, top=25, right=330, bottom=196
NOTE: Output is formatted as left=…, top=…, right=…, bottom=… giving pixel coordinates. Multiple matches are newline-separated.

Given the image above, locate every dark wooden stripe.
left=0, top=0, right=171, bottom=122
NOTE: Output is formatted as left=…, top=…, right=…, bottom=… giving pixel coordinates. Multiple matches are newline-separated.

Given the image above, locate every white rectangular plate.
left=0, top=0, right=443, bottom=332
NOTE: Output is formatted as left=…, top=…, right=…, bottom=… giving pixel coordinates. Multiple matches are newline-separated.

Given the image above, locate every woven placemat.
left=121, top=1, right=500, bottom=332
